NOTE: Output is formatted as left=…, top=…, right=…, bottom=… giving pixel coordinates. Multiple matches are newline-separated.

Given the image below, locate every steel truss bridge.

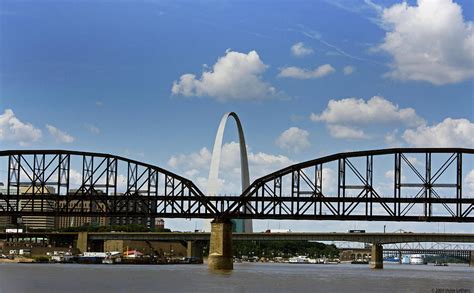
left=340, top=242, right=474, bottom=260
left=0, top=148, right=473, bottom=222
left=382, top=243, right=474, bottom=261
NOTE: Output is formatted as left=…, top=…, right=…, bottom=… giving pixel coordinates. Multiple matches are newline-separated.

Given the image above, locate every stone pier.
left=370, top=243, right=383, bottom=269
left=470, top=251, right=474, bottom=267
left=187, top=241, right=203, bottom=261
left=76, top=232, right=88, bottom=253
left=208, top=220, right=233, bottom=270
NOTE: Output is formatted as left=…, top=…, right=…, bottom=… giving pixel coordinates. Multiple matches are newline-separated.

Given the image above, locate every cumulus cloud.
left=384, top=129, right=401, bottom=146
left=327, top=125, right=368, bottom=139
left=46, top=124, right=74, bottom=143
left=171, top=50, right=279, bottom=101
left=291, top=42, right=314, bottom=57
left=385, top=169, right=406, bottom=181
left=168, top=147, right=212, bottom=170
left=402, top=118, right=474, bottom=147
left=278, top=64, right=335, bottom=79
left=0, top=109, right=42, bottom=146
left=68, top=169, right=128, bottom=192
left=167, top=142, right=294, bottom=194
left=310, top=96, right=424, bottom=126
left=276, top=127, right=311, bottom=153
left=343, top=66, right=355, bottom=75
left=378, top=0, right=474, bottom=85
left=465, top=170, right=474, bottom=192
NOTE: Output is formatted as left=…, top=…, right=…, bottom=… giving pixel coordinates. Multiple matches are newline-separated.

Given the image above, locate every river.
left=0, top=263, right=472, bottom=292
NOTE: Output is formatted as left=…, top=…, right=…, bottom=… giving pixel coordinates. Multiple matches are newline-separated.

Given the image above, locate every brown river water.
left=0, top=262, right=472, bottom=293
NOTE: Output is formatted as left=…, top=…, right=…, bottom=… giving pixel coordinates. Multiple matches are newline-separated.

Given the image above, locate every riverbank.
left=0, top=257, right=35, bottom=263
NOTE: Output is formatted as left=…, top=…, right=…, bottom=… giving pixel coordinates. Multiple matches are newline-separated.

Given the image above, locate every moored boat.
left=409, top=254, right=427, bottom=265
left=288, top=256, right=309, bottom=263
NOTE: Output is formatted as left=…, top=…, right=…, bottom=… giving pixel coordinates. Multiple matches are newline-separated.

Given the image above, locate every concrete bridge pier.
left=76, top=232, right=89, bottom=253
left=370, top=243, right=383, bottom=269
left=470, top=251, right=474, bottom=267
left=208, top=219, right=233, bottom=270
left=187, top=241, right=203, bottom=261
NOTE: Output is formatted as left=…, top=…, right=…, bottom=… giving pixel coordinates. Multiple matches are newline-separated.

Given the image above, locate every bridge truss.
left=0, top=148, right=473, bottom=222
left=0, top=150, right=218, bottom=220
left=338, top=242, right=474, bottom=261
left=381, top=243, right=473, bottom=261
left=224, top=148, right=474, bottom=222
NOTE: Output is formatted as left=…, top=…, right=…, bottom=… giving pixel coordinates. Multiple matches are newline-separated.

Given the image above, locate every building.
left=155, top=218, right=165, bottom=230
left=18, top=185, right=56, bottom=230
left=0, top=184, right=13, bottom=229
left=0, top=184, right=57, bottom=230
left=109, top=193, right=156, bottom=228
left=56, top=189, right=109, bottom=229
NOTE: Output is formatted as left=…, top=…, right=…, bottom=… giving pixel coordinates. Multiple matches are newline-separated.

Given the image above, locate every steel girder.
left=223, top=148, right=474, bottom=222
left=0, top=150, right=217, bottom=219
left=0, top=148, right=473, bottom=222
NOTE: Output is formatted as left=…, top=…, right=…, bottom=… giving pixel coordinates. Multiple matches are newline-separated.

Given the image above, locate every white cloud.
left=278, top=64, right=335, bottom=79
left=378, top=0, right=474, bottom=85
left=69, top=169, right=83, bottom=187
left=291, top=42, right=314, bottom=57
left=384, top=129, right=400, bottom=146
left=321, top=168, right=336, bottom=193
left=276, top=127, right=311, bottom=153
left=343, top=66, right=355, bottom=75
left=171, top=50, right=279, bottom=101
left=402, top=118, right=474, bottom=147
left=384, top=170, right=395, bottom=180
left=465, top=170, right=474, bottom=192
left=167, top=142, right=294, bottom=194
left=0, top=109, right=42, bottom=146
left=327, top=125, right=368, bottom=139
left=310, top=96, right=424, bottom=126
left=168, top=147, right=212, bottom=170
left=385, top=169, right=406, bottom=181
left=46, top=124, right=74, bottom=143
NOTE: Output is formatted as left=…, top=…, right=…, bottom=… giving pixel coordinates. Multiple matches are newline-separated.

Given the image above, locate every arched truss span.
left=223, top=148, right=474, bottom=222
left=0, top=148, right=473, bottom=222
left=0, top=150, right=218, bottom=219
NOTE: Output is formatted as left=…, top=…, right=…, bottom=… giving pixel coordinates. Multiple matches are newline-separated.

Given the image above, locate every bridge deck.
left=3, top=232, right=474, bottom=244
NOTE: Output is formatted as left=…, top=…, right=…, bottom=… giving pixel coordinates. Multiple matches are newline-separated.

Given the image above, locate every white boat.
left=308, top=258, right=318, bottom=264
left=288, top=256, right=309, bottom=263
left=409, top=254, right=426, bottom=265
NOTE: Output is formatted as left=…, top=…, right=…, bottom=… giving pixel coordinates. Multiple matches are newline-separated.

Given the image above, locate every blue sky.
left=1, top=0, right=473, bottom=233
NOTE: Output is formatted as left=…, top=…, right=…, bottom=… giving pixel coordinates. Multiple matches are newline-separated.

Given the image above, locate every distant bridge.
left=3, top=231, right=473, bottom=244
left=2, top=231, right=473, bottom=265
left=0, top=148, right=473, bottom=222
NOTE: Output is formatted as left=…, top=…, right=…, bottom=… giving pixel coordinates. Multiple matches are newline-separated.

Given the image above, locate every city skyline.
left=1, top=0, right=473, bottom=233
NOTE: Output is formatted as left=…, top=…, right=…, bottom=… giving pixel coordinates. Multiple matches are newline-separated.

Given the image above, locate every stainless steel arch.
left=205, top=112, right=253, bottom=232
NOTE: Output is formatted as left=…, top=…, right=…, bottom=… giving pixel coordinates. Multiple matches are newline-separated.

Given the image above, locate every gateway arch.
left=204, top=112, right=253, bottom=232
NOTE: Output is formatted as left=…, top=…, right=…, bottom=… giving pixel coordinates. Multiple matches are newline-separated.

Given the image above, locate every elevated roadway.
left=3, top=231, right=474, bottom=244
